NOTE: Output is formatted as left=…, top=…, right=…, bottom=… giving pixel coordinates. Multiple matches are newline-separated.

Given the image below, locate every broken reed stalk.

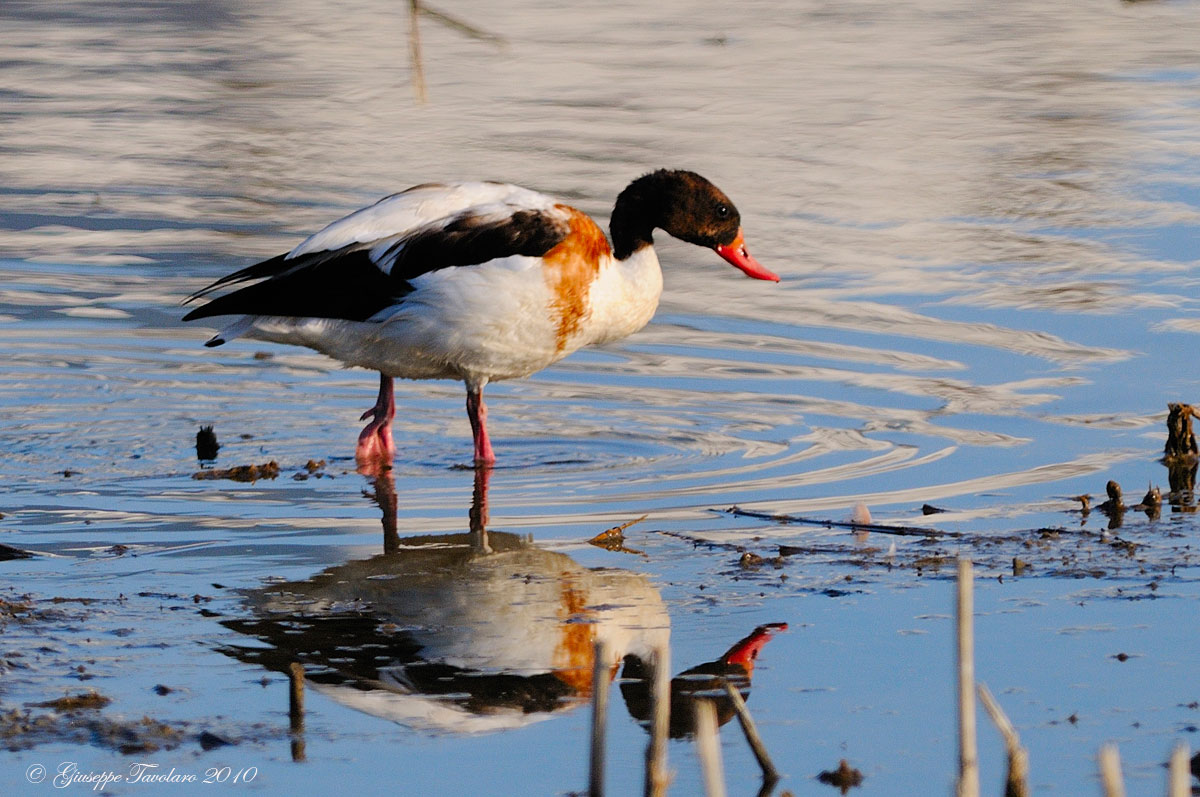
left=956, top=557, right=979, bottom=797
left=1167, top=743, right=1189, bottom=797
left=644, top=643, right=671, bottom=797
left=721, top=679, right=779, bottom=784
left=589, top=639, right=610, bottom=797
left=408, top=0, right=428, bottom=104
left=288, top=661, right=306, bottom=763
left=977, top=682, right=1028, bottom=797
left=1097, top=744, right=1125, bottom=797
left=694, top=699, right=727, bottom=797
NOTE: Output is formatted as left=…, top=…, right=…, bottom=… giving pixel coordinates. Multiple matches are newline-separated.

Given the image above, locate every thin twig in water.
left=726, top=506, right=954, bottom=538
left=721, top=679, right=779, bottom=785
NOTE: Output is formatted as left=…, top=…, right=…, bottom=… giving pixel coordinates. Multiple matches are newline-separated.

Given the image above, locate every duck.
left=183, top=169, right=779, bottom=467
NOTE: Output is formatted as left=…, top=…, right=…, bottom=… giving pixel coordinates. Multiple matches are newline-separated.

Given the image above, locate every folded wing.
left=183, top=182, right=572, bottom=323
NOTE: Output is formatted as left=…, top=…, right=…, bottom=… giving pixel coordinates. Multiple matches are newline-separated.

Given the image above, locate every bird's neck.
left=609, top=180, right=662, bottom=261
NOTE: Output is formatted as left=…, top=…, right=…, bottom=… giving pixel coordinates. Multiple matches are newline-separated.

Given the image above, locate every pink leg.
left=466, top=385, right=495, bottom=467
left=356, top=374, right=396, bottom=469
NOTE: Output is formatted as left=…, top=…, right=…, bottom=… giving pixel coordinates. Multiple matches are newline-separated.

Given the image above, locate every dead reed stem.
left=1167, top=742, right=1189, bottom=797
left=288, top=661, right=306, bottom=763
left=694, top=699, right=726, bottom=797
left=589, top=639, right=610, bottom=797
left=957, top=557, right=979, bottom=797
left=1098, top=744, right=1125, bottom=797
left=721, top=679, right=779, bottom=784
left=644, top=643, right=671, bottom=797
left=408, top=1, right=428, bottom=104
left=977, top=682, right=1028, bottom=797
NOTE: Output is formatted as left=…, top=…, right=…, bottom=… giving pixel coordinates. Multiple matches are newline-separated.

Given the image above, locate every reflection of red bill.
left=715, top=228, right=780, bottom=282
left=722, top=622, right=789, bottom=672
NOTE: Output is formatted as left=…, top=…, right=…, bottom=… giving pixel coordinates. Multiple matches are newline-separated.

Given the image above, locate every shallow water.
left=2, top=0, right=1200, bottom=794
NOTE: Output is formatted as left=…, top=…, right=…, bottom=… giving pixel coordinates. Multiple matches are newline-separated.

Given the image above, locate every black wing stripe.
left=184, top=253, right=290, bottom=303
left=381, top=209, right=570, bottom=279
left=182, top=249, right=401, bottom=322
left=183, top=208, right=572, bottom=323
left=183, top=243, right=378, bottom=303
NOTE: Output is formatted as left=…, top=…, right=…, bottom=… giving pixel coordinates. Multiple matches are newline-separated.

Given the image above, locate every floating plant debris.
left=29, top=691, right=111, bottom=712
left=587, top=514, right=647, bottom=554
left=191, top=461, right=280, bottom=482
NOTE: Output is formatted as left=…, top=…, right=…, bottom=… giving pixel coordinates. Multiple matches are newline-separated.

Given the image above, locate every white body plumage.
left=215, top=183, right=664, bottom=388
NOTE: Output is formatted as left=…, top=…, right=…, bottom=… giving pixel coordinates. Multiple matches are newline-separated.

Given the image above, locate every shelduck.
left=184, top=169, right=779, bottom=467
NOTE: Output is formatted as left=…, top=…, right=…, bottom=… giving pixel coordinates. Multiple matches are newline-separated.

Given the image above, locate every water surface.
left=2, top=1, right=1200, bottom=794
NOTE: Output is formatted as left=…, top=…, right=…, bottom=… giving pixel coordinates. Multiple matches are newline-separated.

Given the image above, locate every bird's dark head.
left=611, top=169, right=779, bottom=281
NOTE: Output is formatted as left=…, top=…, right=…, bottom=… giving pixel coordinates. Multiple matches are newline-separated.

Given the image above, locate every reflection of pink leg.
left=469, top=464, right=492, bottom=553
left=356, top=374, right=395, bottom=469
left=370, top=468, right=399, bottom=553
left=466, top=385, right=495, bottom=466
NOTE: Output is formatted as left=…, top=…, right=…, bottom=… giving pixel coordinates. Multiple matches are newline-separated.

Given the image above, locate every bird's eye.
left=716, top=204, right=730, bottom=218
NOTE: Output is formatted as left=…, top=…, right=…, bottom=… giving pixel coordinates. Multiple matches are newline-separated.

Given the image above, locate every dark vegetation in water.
left=1, top=705, right=185, bottom=755
left=1164, top=402, right=1197, bottom=460
left=1, top=689, right=245, bottom=756
left=1164, top=402, right=1198, bottom=508
left=191, top=458, right=330, bottom=482
left=291, top=459, right=329, bottom=480
left=712, top=406, right=1200, bottom=587
left=0, top=592, right=278, bottom=755
left=1, top=593, right=62, bottom=627
left=195, top=425, right=220, bottom=460
left=0, top=616, right=186, bottom=755
left=715, top=495, right=1190, bottom=585
left=817, top=759, right=864, bottom=794
left=31, top=691, right=112, bottom=712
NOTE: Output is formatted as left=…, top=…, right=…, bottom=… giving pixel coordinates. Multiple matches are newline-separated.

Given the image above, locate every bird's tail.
left=203, top=316, right=255, bottom=347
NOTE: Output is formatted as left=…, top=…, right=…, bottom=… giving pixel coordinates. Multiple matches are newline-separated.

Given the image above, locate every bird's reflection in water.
left=223, top=467, right=668, bottom=733
left=222, top=467, right=784, bottom=737
left=620, top=622, right=787, bottom=738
